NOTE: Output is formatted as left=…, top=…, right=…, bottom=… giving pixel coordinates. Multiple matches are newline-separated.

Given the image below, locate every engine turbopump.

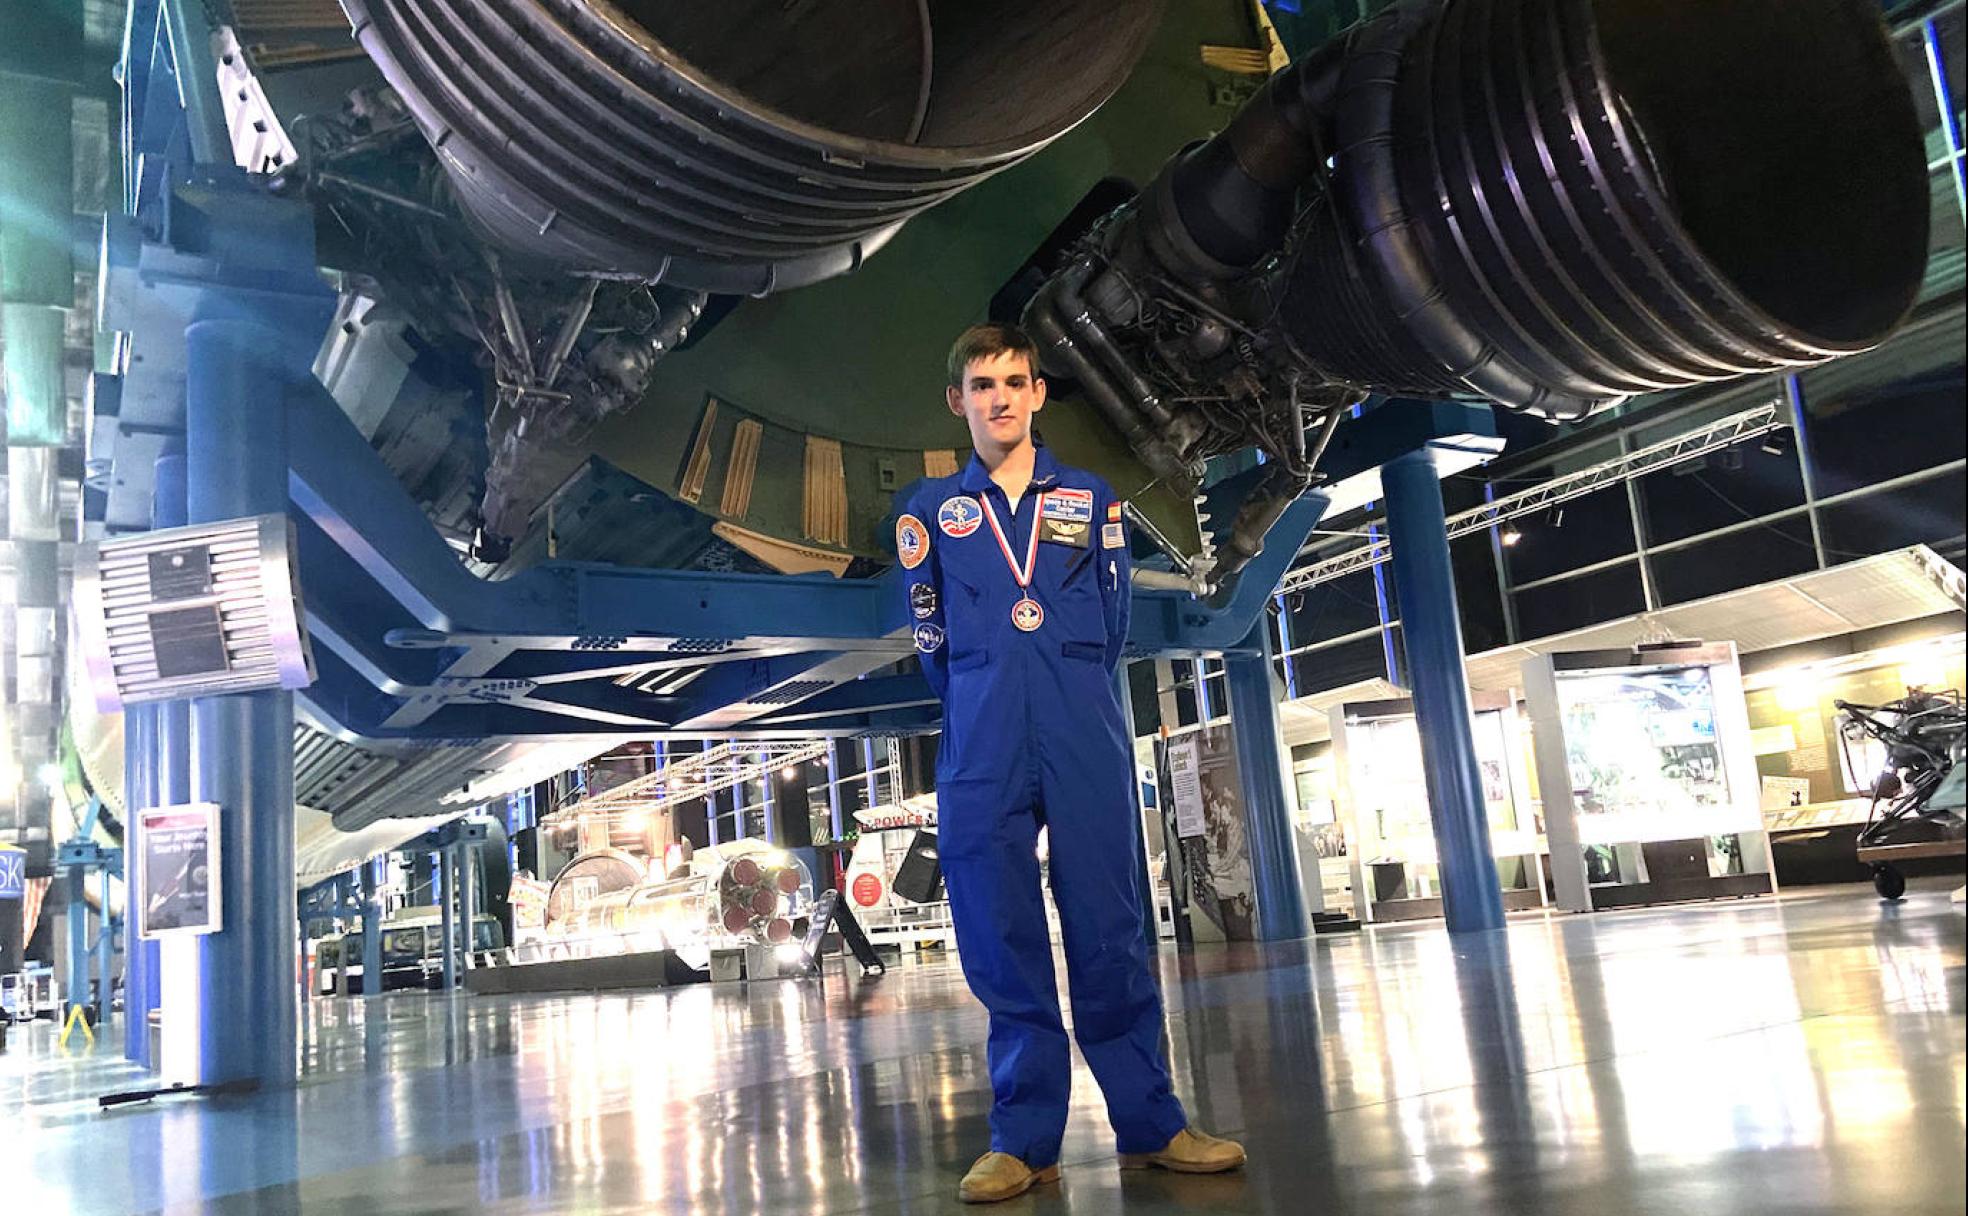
left=1024, top=0, right=1928, bottom=581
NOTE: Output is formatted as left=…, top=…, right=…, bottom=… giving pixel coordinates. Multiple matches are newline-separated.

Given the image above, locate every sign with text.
left=1167, top=737, right=1207, bottom=839
left=0, top=846, right=24, bottom=900
left=137, top=803, right=223, bottom=938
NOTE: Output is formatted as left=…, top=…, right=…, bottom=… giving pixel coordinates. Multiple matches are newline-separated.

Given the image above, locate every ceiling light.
left=1500, top=523, right=1523, bottom=547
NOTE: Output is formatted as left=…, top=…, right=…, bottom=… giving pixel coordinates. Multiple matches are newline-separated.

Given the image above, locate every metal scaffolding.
left=1280, top=399, right=1788, bottom=593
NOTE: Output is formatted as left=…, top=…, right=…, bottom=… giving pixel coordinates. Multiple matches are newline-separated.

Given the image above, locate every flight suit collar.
left=959, top=443, right=1063, bottom=497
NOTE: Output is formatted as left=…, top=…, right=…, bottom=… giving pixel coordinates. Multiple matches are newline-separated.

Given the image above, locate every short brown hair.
left=947, top=323, right=1040, bottom=388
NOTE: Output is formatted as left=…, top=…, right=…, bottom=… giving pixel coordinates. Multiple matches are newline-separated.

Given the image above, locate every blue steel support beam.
left=439, top=845, right=456, bottom=990
left=1382, top=448, right=1506, bottom=935
left=122, top=700, right=158, bottom=1065
left=186, top=317, right=303, bottom=1087
left=362, top=859, right=383, bottom=1000
left=152, top=452, right=189, bottom=1060
left=1223, top=617, right=1308, bottom=942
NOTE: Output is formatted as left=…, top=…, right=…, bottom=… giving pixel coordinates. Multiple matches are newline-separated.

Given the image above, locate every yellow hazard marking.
left=59, top=1003, right=96, bottom=1050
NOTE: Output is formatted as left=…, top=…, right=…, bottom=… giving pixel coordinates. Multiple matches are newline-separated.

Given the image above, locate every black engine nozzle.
left=1277, top=0, right=1930, bottom=419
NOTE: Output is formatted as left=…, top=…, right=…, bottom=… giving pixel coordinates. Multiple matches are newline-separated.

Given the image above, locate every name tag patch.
left=1102, top=522, right=1125, bottom=549
left=1042, top=488, right=1093, bottom=524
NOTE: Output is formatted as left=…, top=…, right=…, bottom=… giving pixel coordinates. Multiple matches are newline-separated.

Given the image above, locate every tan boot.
left=1118, top=1127, right=1247, bottom=1174
left=958, top=1151, right=1061, bottom=1203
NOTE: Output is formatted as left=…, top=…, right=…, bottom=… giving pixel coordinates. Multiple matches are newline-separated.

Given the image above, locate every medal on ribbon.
left=981, top=492, right=1046, bottom=632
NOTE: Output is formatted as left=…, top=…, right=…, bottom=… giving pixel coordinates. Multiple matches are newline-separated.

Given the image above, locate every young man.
left=895, top=323, right=1245, bottom=1204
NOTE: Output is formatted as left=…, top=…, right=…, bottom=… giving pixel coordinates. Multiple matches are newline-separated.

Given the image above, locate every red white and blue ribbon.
left=980, top=492, right=1044, bottom=589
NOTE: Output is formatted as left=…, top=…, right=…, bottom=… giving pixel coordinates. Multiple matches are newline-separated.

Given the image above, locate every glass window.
left=1802, top=381, right=1966, bottom=498
left=1638, top=451, right=1807, bottom=546
left=1650, top=519, right=1818, bottom=605
left=1820, top=470, right=1966, bottom=560
left=1514, top=562, right=1647, bottom=639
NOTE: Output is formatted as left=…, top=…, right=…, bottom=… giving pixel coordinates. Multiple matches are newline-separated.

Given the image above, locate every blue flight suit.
left=894, top=445, right=1187, bottom=1169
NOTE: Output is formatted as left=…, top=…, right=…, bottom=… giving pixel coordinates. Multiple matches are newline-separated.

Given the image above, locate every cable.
left=1686, top=473, right=1877, bottom=561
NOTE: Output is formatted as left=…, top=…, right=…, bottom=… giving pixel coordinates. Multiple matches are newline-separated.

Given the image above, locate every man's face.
left=947, top=350, right=1046, bottom=454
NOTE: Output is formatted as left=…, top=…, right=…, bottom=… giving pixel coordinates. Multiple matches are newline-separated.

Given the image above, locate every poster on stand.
left=1156, top=726, right=1256, bottom=941
left=137, top=803, right=223, bottom=938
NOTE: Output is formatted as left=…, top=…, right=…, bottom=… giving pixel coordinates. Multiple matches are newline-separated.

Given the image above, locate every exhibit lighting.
left=775, top=943, right=805, bottom=967
left=1900, top=659, right=1947, bottom=689
left=1500, top=523, right=1524, bottom=547
left=1775, top=679, right=1818, bottom=712
left=36, top=762, right=63, bottom=793
left=782, top=766, right=799, bottom=781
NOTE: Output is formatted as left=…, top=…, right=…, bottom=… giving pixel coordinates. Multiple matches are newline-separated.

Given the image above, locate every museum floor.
left=5, top=881, right=1963, bottom=1215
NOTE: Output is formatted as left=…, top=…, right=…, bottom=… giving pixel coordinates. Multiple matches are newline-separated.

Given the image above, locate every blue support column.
left=66, top=865, right=90, bottom=1018
left=122, top=701, right=158, bottom=1064
left=124, top=448, right=186, bottom=1066
left=439, top=846, right=457, bottom=990
left=825, top=743, right=845, bottom=843
left=1382, top=450, right=1506, bottom=935
left=362, top=859, right=383, bottom=999
left=1114, top=663, right=1159, bottom=955
left=97, top=866, right=115, bottom=1029
left=1223, top=619, right=1308, bottom=941
left=185, top=318, right=299, bottom=1086
left=864, top=738, right=881, bottom=805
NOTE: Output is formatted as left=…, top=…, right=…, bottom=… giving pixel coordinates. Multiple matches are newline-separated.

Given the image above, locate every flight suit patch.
left=914, top=623, right=945, bottom=652
left=1107, top=500, right=1124, bottom=522
left=938, top=495, right=983, bottom=538
left=910, top=582, right=939, bottom=619
left=1102, top=522, right=1125, bottom=549
left=1039, top=517, right=1090, bottom=548
left=1043, top=488, right=1093, bottom=524
left=897, top=514, right=929, bottom=569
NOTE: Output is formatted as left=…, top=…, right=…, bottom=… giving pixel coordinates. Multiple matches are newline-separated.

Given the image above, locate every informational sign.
left=137, top=803, right=223, bottom=938
left=508, top=874, right=550, bottom=943
left=1167, top=736, right=1207, bottom=839
left=1759, top=775, right=1814, bottom=812
left=0, top=845, right=24, bottom=900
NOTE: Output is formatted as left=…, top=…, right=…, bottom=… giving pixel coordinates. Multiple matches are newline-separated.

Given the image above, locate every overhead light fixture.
left=1500, top=523, right=1524, bottom=547
left=1761, top=429, right=1792, bottom=457
left=1550, top=506, right=1565, bottom=529
left=781, top=766, right=799, bottom=780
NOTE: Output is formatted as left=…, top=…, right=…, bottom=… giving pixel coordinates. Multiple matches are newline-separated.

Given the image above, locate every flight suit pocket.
left=952, top=649, right=991, bottom=672
left=1060, top=641, right=1104, bottom=664
left=1059, top=545, right=1097, bottom=585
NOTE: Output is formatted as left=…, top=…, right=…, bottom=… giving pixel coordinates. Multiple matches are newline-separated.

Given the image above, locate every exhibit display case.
left=1523, top=643, right=1775, bottom=912
left=1326, top=692, right=1545, bottom=923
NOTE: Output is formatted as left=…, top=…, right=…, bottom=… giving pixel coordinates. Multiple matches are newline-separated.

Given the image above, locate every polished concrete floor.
left=4, top=881, right=1963, bottom=1215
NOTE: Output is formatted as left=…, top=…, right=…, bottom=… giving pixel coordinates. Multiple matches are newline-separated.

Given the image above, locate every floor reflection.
left=1, top=881, right=1960, bottom=1214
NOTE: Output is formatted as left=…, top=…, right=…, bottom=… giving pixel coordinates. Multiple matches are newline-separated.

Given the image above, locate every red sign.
left=850, top=872, right=884, bottom=908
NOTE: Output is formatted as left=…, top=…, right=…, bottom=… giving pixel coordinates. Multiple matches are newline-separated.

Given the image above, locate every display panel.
left=1552, top=665, right=1761, bottom=843
left=1340, top=707, right=1537, bottom=864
